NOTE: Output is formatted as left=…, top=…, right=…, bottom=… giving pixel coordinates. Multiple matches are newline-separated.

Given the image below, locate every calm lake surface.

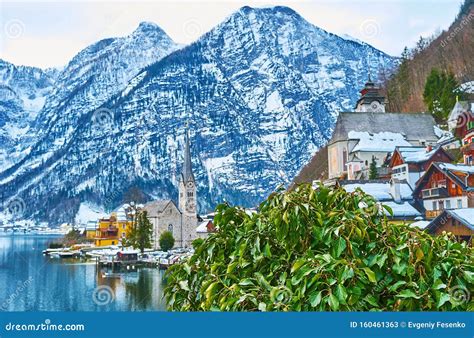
left=0, top=234, right=167, bottom=311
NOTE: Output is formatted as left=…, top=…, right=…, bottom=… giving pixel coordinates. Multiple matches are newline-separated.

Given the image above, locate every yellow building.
left=85, top=220, right=97, bottom=239
left=94, top=208, right=133, bottom=247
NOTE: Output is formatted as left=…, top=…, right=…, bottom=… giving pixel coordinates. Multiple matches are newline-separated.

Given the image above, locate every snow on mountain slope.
left=0, top=6, right=397, bottom=225
left=0, top=59, right=55, bottom=170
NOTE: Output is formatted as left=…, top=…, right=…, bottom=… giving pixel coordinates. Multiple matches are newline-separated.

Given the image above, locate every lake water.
left=0, top=234, right=167, bottom=311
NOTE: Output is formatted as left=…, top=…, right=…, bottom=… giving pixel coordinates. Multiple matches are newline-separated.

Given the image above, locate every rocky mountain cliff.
left=0, top=6, right=397, bottom=225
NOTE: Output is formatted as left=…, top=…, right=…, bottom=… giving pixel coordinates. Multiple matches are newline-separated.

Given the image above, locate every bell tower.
left=354, top=75, right=386, bottom=113
left=178, top=128, right=197, bottom=247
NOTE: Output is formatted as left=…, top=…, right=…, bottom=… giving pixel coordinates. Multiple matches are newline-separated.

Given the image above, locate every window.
left=168, top=224, right=173, bottom=232
left=439, top=200, right=444, bottom=210
left=457, top=199, right=463, bottom=208
left=432, top=201, right=437, bottom=210
left=445, top=200, right=451, bottom=209
left=187, top=191, right=193, bottom=197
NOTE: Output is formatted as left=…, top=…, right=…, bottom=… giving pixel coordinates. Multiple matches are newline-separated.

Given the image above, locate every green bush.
left=159, top=231, right=175, bottom=252
left=165, top=184, right=473, bottom=311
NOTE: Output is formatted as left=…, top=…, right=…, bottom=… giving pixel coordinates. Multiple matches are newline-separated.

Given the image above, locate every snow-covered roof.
left=410, top=220, right=430, bottom=229
left=348, top=131, right=411, bottom=152
left=196, top=220, right=212, bottom=233
left=342, top=181, right=413, bottom=201
left=447, top=209, right=474, bottom=227
left=395, top=146, right=448, bottom=164
left=382, top=201, right=421, bottom=218
left=437, top=163, right=474, bottom=174
left=330, top=112, right=439, bottom=145
left=427, top=208, right=474, bottom=232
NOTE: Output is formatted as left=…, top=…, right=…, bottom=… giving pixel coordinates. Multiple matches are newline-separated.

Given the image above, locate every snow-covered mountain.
left=0, top=59, right=56, bottom=170
left=0, top=6, right=397, bottom=225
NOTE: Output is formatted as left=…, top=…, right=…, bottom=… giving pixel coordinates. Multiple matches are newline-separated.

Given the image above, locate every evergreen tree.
left=369, top=156, right=378, bottom=180
left=423, top=68, right=459, bottom=123
left=125, top=210, right=153, bottom=253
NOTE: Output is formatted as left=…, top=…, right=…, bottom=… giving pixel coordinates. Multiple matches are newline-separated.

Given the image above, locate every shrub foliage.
left=165, top=184, right=473, bottom=311
left=160, top=231, right=175, bottom=252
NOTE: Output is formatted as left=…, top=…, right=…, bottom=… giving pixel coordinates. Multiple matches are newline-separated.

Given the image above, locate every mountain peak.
left=133, top=21, right=168, bottom=36
left=239, top=5, right=299, bottom=16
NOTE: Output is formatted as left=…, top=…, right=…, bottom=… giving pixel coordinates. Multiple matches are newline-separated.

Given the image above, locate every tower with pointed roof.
left=178, top=129, right=197, bottom=246
left=354, top=77, right=386, bottom=113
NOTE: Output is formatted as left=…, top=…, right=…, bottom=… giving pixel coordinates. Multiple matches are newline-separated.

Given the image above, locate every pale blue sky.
left=0, top=0, right=462, bottom=69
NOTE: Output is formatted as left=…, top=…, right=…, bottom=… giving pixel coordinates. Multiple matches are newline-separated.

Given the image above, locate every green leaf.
left=437, top=293, right=450, bottom=308
left=239, top=279, right=254, bottom=286
left=396, top=289, right=421, bottom=299
left=432, top=279, right=447, bottom=290
left=258, top=302, right=267, bottom=311
left=263, top=243, right=272, bottom=257
left=336, top=284, right=348, bottom=303
left=335, top=237, right=346, bottom=257
left=328, top=293, right=340, bottom=310
left=291, top=259, right=306, bottom=273
left=179, top=280, right=190, bottom=291
left=388, top=281, right=407, bottom=292
left=309, top=291, right=322, bottom=307
left=362, top=267, right=377, bottom=283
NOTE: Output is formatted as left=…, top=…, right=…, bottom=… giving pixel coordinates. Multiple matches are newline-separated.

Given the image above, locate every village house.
left=453, top=110, right=474, bottom=165
left=143, top=130, right=198, bottom=249
left=413, top=162, right=474, bottom=220
left=328, top=79, right=440, bottom=180
left=387, top=145, right=454, bottom=188
left=94, top=208, right=132, bottom=247
left=425, top=209, right=473, bottom=246
left=340, top=179, right=421, bottom=223
left=196, top=219, right=216, bottom=239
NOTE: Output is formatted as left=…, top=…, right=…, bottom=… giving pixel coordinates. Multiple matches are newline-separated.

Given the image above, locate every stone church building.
left=327, top=79, right=440, bottom=180
left=143, top=131, right=198, bottom=249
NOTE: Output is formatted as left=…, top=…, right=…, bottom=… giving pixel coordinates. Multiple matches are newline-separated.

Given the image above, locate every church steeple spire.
left=181, top=129, right=195, bottom=183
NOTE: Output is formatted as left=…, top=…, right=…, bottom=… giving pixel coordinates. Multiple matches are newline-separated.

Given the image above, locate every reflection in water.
left=0, top=234, right=167, bottom=311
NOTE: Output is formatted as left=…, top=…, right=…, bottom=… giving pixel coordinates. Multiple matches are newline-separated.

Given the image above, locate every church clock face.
left=369, top=101, right=383, bottom=113
left=187, top=182, right=194, bottom=188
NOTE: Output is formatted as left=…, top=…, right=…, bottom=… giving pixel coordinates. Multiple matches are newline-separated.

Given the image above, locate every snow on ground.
left=75, top=203, right=107, bottom=226
left=348, top=131, right=411, bottom=152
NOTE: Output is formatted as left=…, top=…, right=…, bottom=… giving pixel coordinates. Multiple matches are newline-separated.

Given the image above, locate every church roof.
left=181, top=129, right=195, bottom=183
left=143, top=199, right=180, bottom=215
left=329, top=112, right=439, bottom=145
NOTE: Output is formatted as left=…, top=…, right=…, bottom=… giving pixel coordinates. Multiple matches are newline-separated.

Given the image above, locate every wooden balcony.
left=426, top=210, right=443, bottom=219
left=421, top=187, right=448, bottom=199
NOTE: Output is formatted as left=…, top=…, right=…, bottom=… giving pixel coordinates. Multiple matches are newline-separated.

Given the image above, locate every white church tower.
left=178, top=129, right=198, bottom=247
